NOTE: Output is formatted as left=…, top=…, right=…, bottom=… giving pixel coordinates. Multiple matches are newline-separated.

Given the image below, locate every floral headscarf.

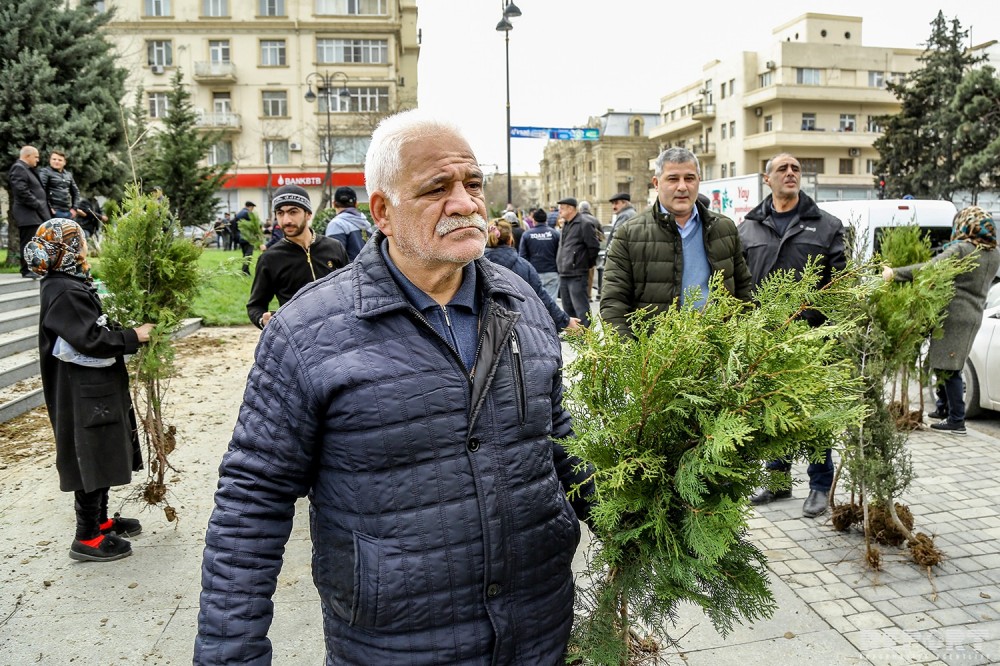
left=949, top=206, right=997, bottom=251
left=23, top=218, right=92, bottom=280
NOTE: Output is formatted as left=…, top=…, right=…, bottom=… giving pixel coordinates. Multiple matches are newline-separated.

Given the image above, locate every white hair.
left=365, top=109, right=465, bottom=206
left=579, top=200, right=592, bottom=213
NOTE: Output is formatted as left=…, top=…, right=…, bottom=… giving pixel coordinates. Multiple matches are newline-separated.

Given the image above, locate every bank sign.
left=510, top=126, right=600, bottom=141
left=222, top=172, right=365, bottom=189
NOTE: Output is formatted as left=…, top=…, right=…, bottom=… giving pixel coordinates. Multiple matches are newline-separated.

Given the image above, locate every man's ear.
left=370, top=191, right=392, bottom=236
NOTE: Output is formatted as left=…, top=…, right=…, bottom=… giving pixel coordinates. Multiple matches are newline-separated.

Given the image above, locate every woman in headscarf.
left=485, top=217, right=581, bottom=333
left=883, top=206, right=1000, bottom=435
left=24, top=219, right=154, bottom=562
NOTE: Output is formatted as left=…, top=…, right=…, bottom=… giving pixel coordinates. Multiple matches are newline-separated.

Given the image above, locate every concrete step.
left=0, top=275, right=41, bottom=296
left=0, top=306, right=39, bottom=335
left=0, top=349, right=39, bottom=391
left=0, top=327, right=36, bottom=358
left=0, top=289, right=40, bottom=314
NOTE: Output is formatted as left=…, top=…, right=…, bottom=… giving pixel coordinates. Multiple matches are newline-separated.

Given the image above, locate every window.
left=729, top=162, right=736, bottom=176
left=208, top=141, right=233, bottom=166
left=801, top=113, right=816, bottom=131
left=868, top=70, right=885, bottom=88
left=316, top=0, right=387, bottom=14
left=839, top=158, right=854, bottom=175
left=703, top=165, right=712, bottom=180
left=758, top=71, right=772, bottom=87
left=615, top=183, right=631, bottom=198
left=721, top=164, right=728, bottom=178
left=213, top=92, right=232, bottom=114
left=260, top=40, right=286, bottom=66
left=729, top=120, right=736, bottom=138
left=316, top=38, right=388, bottom=64
left=799, top=158, right=824, bottom=174
left=720, top=81, right=726, bottom=99
left=145, top=0, right=170, bottom=16
left=147, top=41, right=173, bottom=67
left=865, top=159, right=876, bottom=174
left=94, top=0, right=106, bottom=10
left=867, top=115, right=883, bottom=132
left=616, top=158, right=631, bottom=171
left=322, top=136, right=371, bottom=164
left=264, top=140, right=289, bottom=165
left=327, top=87, right=389, bottom=113
left=839, top=114, right=857, bottom=132
left=148, top=92, right=169, bottom=118
left=721, top=124, right=727, bottom=140
left=262, top=91, right=288, bottom=117
left=209, top=40, right=230, bottom=63
left=764, top=115, right=773, bottom=132
left=259, top=0, right=285, bottom=16
left=203, top=0, right=228, bottom=16
left=796, top=67, right=821, bottom=85
left=729, top=78, right=736, bottom=95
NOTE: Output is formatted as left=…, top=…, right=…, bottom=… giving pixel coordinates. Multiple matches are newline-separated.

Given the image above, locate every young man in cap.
left=324, top=185, right=373, bottom=261
left=245, top=184, right=348, bottom=329
left=554, top=196, right=600, bottom=326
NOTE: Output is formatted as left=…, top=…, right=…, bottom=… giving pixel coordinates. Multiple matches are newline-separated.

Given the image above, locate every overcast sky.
left=416, top=1, right=996, bottom=175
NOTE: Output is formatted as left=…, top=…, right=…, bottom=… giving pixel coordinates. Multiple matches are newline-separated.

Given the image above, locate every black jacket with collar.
left=39, top=165, right=80, bottom=212
left=8, top=159, right=50, bottom=228
left=739, top=192, right=846, bottom=326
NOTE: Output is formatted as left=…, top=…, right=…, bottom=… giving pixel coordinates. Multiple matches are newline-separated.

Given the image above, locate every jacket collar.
left=746, top=191, right=822, bottom=223
left=651, top=201, right=716, bottom=234
left=352, top=231, right=524, bottom=320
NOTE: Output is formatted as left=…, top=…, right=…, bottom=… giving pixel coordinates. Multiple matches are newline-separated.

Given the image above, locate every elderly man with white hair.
left=196, top=110, right=594, bottom=666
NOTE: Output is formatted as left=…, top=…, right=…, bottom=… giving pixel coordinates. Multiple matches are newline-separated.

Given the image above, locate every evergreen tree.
left=142, top=70, right=230, bottom=228
left=873, top=12, right=984, bottom=199
left=0, top=0, right=128, bottom=265
left=951, top=66, right=1000, bottom=202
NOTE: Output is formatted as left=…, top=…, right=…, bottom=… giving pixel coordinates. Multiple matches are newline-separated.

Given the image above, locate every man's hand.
left=134, top=323, right=155, bottom=342
left=564, top=317, right=583, bottom=334
left=70, top=208, right=77, bottom=218
left=881, top=266, right=894, bottom=281
left=261, top=311, right=273, bottom=327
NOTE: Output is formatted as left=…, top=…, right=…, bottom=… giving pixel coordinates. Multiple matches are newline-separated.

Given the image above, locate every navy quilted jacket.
left=196, top=232, right=592, bottom=665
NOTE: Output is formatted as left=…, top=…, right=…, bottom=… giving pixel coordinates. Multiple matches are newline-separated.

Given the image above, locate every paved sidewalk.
left=1, top=328, right=998, bottom=665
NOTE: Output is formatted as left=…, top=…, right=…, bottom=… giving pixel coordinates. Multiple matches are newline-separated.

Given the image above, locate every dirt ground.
left=0, top=326, right=260, bottom=476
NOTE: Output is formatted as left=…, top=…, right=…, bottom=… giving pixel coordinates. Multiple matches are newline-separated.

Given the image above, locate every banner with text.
left=510, top=126, right=600, bottom=141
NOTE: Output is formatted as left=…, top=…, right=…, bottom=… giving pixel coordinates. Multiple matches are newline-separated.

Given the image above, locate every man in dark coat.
left=555, top=196, right=600, bottom=327
left=245, top=184, right=347, bottom=328
left=739, top=152, right=846, bottom=518
left=8, top=146, right=50, bottom=277
left=26, top=219, right=153, bottom=562
left=519, top=207, right=561, bottom=298
left=600, top=147, right=752, bottom=339
left=197, top=111, right=594, bottom=665
left=38, top=150, right=81, bottom=218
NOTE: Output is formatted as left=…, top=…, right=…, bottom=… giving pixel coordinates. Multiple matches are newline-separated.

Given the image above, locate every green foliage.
left=239, top=211, right=265, bottom=248
left=950, top=66, right=1000, bottom=200
left=311, top=207, right=336, bottom=235
left=564, top=266, right=865, bottom=660
left=139, top=70, right=231, bottom=228
left=873, top=12, right=985, bottom=199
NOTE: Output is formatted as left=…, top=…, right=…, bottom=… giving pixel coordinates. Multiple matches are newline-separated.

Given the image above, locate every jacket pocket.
left=351, top=531, right=380, bottom=627
left=509, top=331, right=526, bottom=425
left=79, top=381, right=121, bottom=428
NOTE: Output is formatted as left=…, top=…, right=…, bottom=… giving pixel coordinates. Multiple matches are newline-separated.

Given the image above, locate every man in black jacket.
left=8, top=146, right=50, bottom=278
left=739, top=152, right=846, bottom=518
left=246, top=185, right=347, bottom=328
left=555, top=196, right=600, bottom=326
left=39, top=150, right=80, bottom=219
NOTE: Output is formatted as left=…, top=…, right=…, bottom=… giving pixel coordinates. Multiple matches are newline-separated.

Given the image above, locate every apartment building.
left=540, top=111, right=660, bottom=224
left=651, top=14, right=923, bottom=201
left=100, top=0, right=418, bottom=213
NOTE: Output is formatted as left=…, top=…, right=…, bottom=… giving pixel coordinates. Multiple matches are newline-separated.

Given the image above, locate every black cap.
left=334, top=186, right=357, bottom=207
left=244, top=201, right=256, bottom=208
left=609, top=192, right=631, bottom=202
left=556, top=197, right=578, bottom=207
left=271, top=184, right=312, bottom=214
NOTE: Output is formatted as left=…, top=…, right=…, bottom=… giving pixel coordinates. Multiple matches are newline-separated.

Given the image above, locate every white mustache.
left=436, top=214, right=487, bottom=236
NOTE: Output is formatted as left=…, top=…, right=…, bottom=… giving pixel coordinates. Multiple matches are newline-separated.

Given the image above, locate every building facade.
left=99, top=0, right=418, bottom=214
left=650, top=14, right=925, bottom=201
left=540, top=111, right=660, bottom=224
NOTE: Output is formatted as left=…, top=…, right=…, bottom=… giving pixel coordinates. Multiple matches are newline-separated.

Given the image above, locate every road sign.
left=510, top=126, right=600, bottom=141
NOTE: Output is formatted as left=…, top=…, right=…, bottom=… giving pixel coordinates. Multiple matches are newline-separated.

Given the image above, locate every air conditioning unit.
left=848, top=148, right=861, bottom=157
left=765, top=60, right=776, bottom=70
left=289, top=142, right=302, bottom=152
left=151, top=65, right=165, bottom=75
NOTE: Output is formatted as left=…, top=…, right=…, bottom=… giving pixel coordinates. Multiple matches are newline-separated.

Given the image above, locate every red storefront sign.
left=221, top=172, right=365, bottom=189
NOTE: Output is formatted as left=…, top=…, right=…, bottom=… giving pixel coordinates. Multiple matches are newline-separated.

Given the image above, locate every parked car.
left=964, top=281, right=1000, bottom=418
left=816, top=199, right=958, bottom=261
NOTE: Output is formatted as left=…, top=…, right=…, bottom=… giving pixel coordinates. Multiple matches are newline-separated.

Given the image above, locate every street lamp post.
left=495, top=1, right=521, bottom=208
left=305, top=71, right=350, bottom=209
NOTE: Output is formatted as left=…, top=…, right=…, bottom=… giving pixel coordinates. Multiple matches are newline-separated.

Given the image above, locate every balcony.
left=193, top=61, right=236, bottom=82
left=692, top=142, right=716, bottom=158
left=195, top=111, right=242, bottom=132
left=691, top=103, right=716, bottom=120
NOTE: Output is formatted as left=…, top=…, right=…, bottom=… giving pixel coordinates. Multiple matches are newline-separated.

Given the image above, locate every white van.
left=816, top=199, right=958, bottom=260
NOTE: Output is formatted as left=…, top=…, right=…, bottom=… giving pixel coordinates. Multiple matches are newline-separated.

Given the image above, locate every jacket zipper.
left=510, top=330, right=526, bottom=425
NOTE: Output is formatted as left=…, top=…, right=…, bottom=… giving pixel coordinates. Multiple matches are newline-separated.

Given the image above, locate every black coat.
left=38, top=272, right=142, bottom=493
left=8, top=159, right=50, bottom=228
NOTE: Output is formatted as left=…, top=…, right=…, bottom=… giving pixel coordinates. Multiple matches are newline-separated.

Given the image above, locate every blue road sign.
left=510, top=126, right=600, bottom=141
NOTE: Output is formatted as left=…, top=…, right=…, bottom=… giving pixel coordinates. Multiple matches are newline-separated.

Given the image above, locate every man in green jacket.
left=600, top=147, right=752, bottom=338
